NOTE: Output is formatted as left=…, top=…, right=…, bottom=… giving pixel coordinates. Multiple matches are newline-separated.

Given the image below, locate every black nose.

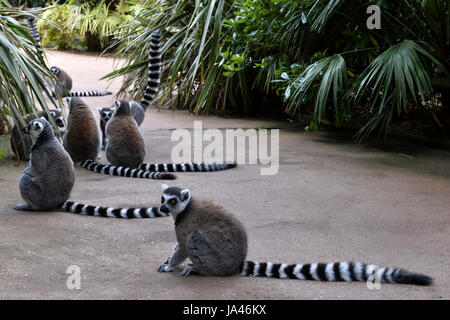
left=160, top=205, right=169, bottom=214
left=56, top=120, right=64, bottom=127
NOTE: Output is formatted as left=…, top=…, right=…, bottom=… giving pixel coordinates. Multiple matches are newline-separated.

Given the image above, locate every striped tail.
left=26, top=17, right=45, bottom=64
left=140, top=30, right=162, bottom=110
left=138, top=162, right=237, bottom=172
left=61, top=201, right=167, bottom=219
left=79, top=159, right=177, bottom=180
left=69, top=90, right=112, bottom=97
left=239, top=261, right=433, bottom=286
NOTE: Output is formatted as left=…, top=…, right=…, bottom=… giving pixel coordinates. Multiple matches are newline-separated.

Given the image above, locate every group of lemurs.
left=9, top=17, right=433, bottom=287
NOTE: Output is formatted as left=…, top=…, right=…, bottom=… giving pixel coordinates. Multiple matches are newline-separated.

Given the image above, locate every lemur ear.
left=180, top=189, right=190, bottom=201
left=97, top=107, right=102, bottom=112
left=114, top=100, right=121, bottom=109
left=40, top=116, right=46, bottom=121
left=162, top=184, right=169, bottom=191
left=64, top=97, right=71, bottom=106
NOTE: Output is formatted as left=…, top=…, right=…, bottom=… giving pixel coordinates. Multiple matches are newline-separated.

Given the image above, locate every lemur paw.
left=13, top=204, right=31, bottom=211
left=163, top=256, right=171, bottom=265
left=181, top=266, right=197, bottom=277
left=157, top=264, right=173, bottom=273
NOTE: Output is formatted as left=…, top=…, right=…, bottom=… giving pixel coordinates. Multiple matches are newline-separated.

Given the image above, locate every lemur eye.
left=169, top=199, right=178, bottom=205
left=161, top=197, right=164, bottom=204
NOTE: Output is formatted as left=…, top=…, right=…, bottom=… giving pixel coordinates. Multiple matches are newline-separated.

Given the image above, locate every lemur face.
left=24, top=118, right=47, bottom=138
left=98, top=108, right=113, bottom=123
left=159, top=184, right=190, bottom=215
left=50, top=66, right=60, bottom=76
left=50, top=110, right=65, bottom=128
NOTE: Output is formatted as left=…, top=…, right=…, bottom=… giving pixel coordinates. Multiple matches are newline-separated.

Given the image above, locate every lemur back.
left=106, top=100, right=146, bottom=168
left=15, top=118, right=74, bottom=211
left=63, top=97, right=100, bottom=162
left=14, top=119, right=169, bottom=218
left=157, top=185, right=433, bottom=285
left=50, top=66, right=112, bottom=98
left=11, top=109, right=65, bottom=161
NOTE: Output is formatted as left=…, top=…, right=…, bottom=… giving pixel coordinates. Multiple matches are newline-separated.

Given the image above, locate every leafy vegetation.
left=107, top=0, right=449, bottom=141
left=0, top=1, right=57, bottom=143
left=37, top=0, right=144, bottom=51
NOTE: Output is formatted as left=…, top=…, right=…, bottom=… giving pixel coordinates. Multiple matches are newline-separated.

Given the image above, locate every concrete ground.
left=0, top=51, right=449, bottom=300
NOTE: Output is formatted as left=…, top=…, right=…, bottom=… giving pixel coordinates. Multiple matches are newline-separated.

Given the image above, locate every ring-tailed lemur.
left=14, top=117, right=74, bottom=211
left=98, top=29, right=162, bottom=131
left=25, top=19, right=112, bottom=98
left=157, top=185, right=433, bottom=286
left=11, top=109, right=65, bottom=161
left=105, top=99, right=146, bottom=168
left=63, top=97, right=100, bottom=162
left=65, top=98, right=174, bottom=180
left=50, top=66, right=112, bottom=97
left=14, top=118, right=168, bottom=218
left=87, top=100, right=235, bottom=175
left=97, top=107, right=113, bottom=150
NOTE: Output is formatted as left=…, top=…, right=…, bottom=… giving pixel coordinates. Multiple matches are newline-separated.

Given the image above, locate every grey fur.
left=130, top=101, right=146, bottom=126
left=14, top=118, right=74, bottom=211
left=157, top=185, right=248, bottom=276
left=157, top=185, right=433, bottom=286
left=50, top=66, right=72, bottom=97
left=63, top=97, right=100, bottom=162
left=100, top=101, right=145, bottom=129
left=50, top=66, right=112, bottom=97
left=11, top=109, right=65, bottom=161
left=105, top=100, right=146, bottom=168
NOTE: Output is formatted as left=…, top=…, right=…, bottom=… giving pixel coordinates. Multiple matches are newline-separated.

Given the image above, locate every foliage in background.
left=37, top=0, right=143, bottom=51
left=0, top=1, right=57, bottom=140
left=107, top=0, right=449, bottom=141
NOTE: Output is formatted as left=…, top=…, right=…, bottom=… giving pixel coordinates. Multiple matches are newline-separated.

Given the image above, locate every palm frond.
left=285, top=54, right=347, bottom=122
left=0, top=7, right=58, bottom=149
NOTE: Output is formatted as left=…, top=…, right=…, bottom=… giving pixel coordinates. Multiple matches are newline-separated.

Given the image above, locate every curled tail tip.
left=162, top=173, right=177, bottom=180
left=225, top=162, right=237, bottom=169
left=395, top=270, right=433, bottom=286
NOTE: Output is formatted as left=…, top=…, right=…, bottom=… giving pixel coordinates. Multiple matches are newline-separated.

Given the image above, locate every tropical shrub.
left=107, top=0, right=449, bottom=140
left=0, top=1, right=57, bottom=145
left=37, top=0, right=144, bottom=51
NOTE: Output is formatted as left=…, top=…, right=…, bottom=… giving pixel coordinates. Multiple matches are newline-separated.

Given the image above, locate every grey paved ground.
left=0, top=51, right=449, bottom=299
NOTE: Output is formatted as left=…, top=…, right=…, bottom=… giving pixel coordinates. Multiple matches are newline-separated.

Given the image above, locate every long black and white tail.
left=140, top=30, right=162, bottom=110
left=60, top=201, right=166, bottom=219
left=26, top=17, right=45, bottom=64
left=69, top=90, right=112, bottom=97
left=80, top=160, right=176, bottom=180
left=138, top=162, right=237, bottom=172
left=239, top=261, right=432, bottom=286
